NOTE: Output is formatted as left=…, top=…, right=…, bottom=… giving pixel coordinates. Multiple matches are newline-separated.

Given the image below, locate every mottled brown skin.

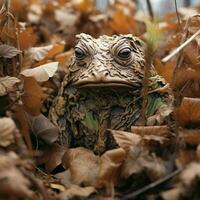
left=50, top=33, right=165, bottom=154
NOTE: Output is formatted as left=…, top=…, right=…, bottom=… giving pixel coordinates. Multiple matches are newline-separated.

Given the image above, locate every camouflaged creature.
left=49, top=33, right=171, bottom=154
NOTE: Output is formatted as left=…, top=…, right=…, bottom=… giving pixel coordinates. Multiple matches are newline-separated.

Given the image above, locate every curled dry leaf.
left=62, top=147, right=99, bottom=186
left=0, top=44, right=21, bottom=58
left=27, top=44, right=54, bottom=62
left=40, top=144, right=68, bottom=173
left=110, top=129, right=142, bottom=152
left=0, top=117, right=15, bottom=147
left=177, top=97, right=200, bottom=126
left=20, top=62, right=58, bottom=82
left=111, top=130, right=167, bottom=180
left=0, top=76, right=21, bottom=96
left=26, top=113, right=59, bottom=144
left=96, top=148, right=126, bottom=195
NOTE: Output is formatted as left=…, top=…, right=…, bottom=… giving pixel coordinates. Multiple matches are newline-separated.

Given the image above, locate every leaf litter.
left=0, top=0, right=200, bottom=200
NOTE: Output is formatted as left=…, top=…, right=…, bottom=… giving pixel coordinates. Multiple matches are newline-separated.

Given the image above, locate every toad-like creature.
left=49, top=33, right=170, bottom=154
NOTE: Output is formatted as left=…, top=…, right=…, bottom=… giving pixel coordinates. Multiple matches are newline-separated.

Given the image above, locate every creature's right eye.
left=75, top=47, right=86, bottom=60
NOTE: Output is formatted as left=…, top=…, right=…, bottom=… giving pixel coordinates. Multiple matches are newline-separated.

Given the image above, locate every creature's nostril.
left=91, top=72, right=96, bottom=77
left=104, top=72, right=109, bottom=76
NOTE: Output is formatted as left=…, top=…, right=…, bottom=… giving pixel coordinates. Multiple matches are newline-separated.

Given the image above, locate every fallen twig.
left=21, top=168, right=50, bottom=200
left=174, top=0, right=181, bottom=27
left=146, top=0, right=154, bottom=20
left=122, top=169, right=182, bottom=200
left=162, top=29, right=200, bottom=63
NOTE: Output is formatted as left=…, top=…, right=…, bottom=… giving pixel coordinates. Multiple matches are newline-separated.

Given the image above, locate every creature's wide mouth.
left=75, top=80, right=134, bottom=88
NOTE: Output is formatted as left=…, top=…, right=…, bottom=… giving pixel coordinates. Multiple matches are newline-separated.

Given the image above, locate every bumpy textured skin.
left=49, top=33, right=167, bottom=154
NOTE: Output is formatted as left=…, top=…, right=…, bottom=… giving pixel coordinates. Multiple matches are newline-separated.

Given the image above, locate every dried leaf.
left=59, top=185, right=96, bottom=200
left=0, top=44, right=21, bottom=58
left=109, top=8, right=136, bottom=34
left=0, top=152, right=33, bottom=198
left=55, top=49, right=74, bottom=66
left=180, top=128, right=200, bottom=145
left=26, top=113, right=59, bottom=144
left=180, top=162, right=200, bottom=186
left=0, top=117, right=15, bottom=147
left=27, top=4, right=42, bottom=24
left=27, top=44, right=54, bottom=61
left=177, top=97, right=200, bottom=126
left=18, top=27, right=38, bottom=50
left=42, top=144, right=68, bottom=173
left=55, top=8, right=79, bottom=30
left=72, top=0, right=94, bottom=13
left=0, top=76, right=21, bottom=96
left=131, top=125, right=169, bottom=136
left=62, top=147, right=99, bottom=186
left=21, top=76, right=45, bottom=116
left=13, top=105, right=33, bottom=153
left=46, top=42, right=65, bottom=59
left=176, top=149, right=197, bottom=168
left=20, top=62, right=58, bottom=82
left=96, top=148, right=126, bottom=195
left=110, top=130, right=142, bottom=152
left=161, top=188, right=183, bottom=200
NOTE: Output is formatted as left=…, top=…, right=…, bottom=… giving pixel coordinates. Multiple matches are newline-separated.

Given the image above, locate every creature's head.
left=68, top=33, right=145, bottom=88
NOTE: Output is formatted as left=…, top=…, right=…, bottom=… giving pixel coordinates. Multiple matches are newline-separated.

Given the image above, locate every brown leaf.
left=180, top=162, right=200, bottom=186
left=18, top=27, right=38, bottom=50
left=0, top=117, right=15, bottom=147
left=177, top=97, right=200, bottom=126
left=26, top=113, right=59, bottom=144
left=27, top=44, right=54, bottom=62
left=62, top=147, right=99, bottom=186
left=46, top=42, right=65, bottom=59
left=0, top=152, right=33, bottom=199
left=0, top=76, right=21, bottom=96
left=176, top=149, right=197, bottom=169
left=55, top=49, right=74, bottom=66
left=72, top=0, right=94, bottom=13
left=20, top=62, right=58, bottom=82
left=180, top=128, right=200, bottom=145
left=161, top=188, right=183, bottom=200
left=59, top=185, right=96, bottom=200
left=131, top=125, right=169, bottom=136
left=42, top=144, right=68, bottom=173
left=21, top=76, right=45, bottom=116
left=109, top=8, right=136, bottom=34
left=0, top=44, right=21, bottom=58
left=96, top=148, right=126, bottom=195
left=110, top=130, right=142, bottom=152
left=121, top=148, right=167, bottom=181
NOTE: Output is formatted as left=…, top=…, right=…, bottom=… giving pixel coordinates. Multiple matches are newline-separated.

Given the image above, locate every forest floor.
left=0, top=0, right=200, bottom=200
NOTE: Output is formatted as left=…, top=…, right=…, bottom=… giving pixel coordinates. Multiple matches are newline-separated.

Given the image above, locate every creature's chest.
left=63, top=86, right=142, bottom=137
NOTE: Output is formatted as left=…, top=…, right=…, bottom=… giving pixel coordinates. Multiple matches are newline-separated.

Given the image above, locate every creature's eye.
left=75, top=47, right=86, bottom=59
left=117, top=48, right=131, bottom=59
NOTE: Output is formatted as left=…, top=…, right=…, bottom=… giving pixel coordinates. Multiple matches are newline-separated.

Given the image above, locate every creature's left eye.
left=75, top=47, right=86, bottom=60
left=117, top=48, right=131, bottom=59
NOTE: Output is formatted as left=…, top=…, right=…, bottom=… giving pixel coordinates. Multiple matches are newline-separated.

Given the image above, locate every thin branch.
left=21, top=168, right=50, bottom=200
left=122, top=169, right=182, bottom=200
left=161, top=29, right=200, bottom=63
left=146, top=0, right=154, bottom=20
left=174, top=0, right=181, bottom=27
left=138, top=48, right=152, bottom=125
